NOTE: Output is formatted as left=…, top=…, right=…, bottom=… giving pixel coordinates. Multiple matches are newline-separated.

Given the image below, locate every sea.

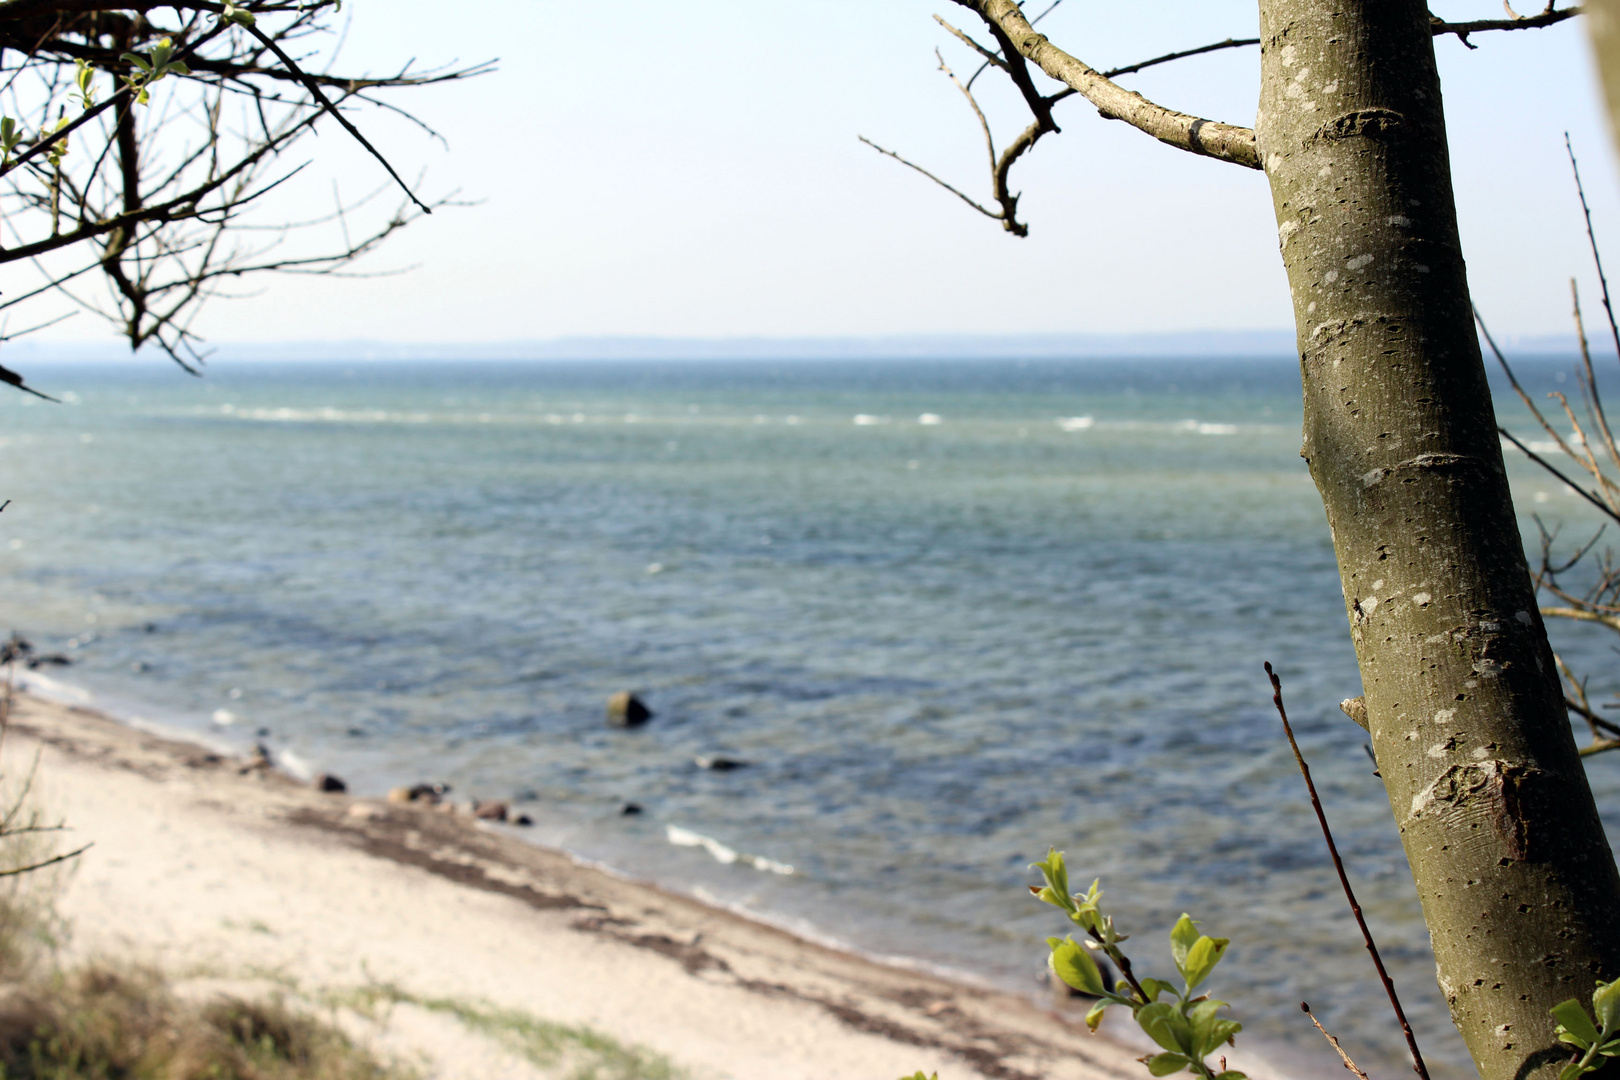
left=2, top=354, right=1617, bottom=1079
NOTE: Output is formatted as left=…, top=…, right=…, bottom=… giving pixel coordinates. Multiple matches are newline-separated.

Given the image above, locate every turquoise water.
left=2, top=357, right=1616, bottom=1077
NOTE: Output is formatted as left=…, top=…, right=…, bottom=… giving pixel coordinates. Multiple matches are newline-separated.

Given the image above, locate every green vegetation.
left=0, top=966, right=405, bottom=1080
left=1549, top=980, right=1620, bottom=1080
left=1031, top=852, right=1244, bottom=1080
left=334, top=982, right=683, bottom=1080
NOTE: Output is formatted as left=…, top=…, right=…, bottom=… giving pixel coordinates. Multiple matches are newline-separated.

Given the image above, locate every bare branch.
left=1101, top=38, right=1260, bottom=80
left=952, top=0, right=1259, bottom=169
left=1267, top=664, right=1431, bottom=1080
left=857, top=135, right=1004, bottom=223
left=1301, top=1002, right=1371, bottom=1080
left=933, top=16, right=1005, bottom=73
left=1431, top=4, right=1582, bottom=48
left=238, top=18, right=430, bottom=213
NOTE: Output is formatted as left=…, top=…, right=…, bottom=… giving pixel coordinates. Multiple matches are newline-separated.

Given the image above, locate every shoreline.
left=6, top=688, right=1165, bottom=1080
left=13, top=665, right=1031, bottom=1002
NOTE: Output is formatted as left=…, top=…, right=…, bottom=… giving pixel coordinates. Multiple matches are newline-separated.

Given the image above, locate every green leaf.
left=1560, top=1063, right=1590, bottom=1080
left=1183, top=936, right=1231, bottom=991
left=1085, top=1001, right=1108, bottom=1032
left=1137, top=1002, right=1192, bottom=1054
left=1206, top=1020, right=1242, bottom=1055
left=1043, top=848, right=1071, bottom=905
left=1555, top=999, right=1602, bottom=1048
left=1140, top=978, right=1178, bottom=1003
left=1145, top=1053, right=1189, bottom=1077
left=1595, top=979, right=1620, bottom=1031
left=1050, top=937, right=1106, bottom=996
left=121, top=52, right=152, bottom=72
left=1188, top=998, right=1224, bottom=1055
left=1170, top=914, right=1199, bottom=976
left=1215, top=1072, right=1248, bottom=1080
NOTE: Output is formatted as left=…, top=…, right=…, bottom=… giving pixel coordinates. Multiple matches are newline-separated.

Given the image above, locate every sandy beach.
left=5, top=690, right=1153, bottom=1080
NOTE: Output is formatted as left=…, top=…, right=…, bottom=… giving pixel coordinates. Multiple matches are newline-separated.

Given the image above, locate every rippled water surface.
left=3, top=357, right=1617, bottom=1077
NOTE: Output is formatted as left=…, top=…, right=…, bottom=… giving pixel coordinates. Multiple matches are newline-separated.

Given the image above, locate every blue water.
left=3, top=356, right=1617, bottom=1078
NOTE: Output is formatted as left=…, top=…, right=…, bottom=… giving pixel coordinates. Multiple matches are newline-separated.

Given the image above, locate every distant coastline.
left=8, top=329, right=1606, bottom=364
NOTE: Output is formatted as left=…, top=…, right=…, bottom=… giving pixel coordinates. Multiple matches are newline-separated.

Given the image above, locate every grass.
left=0, top=964, right=411, bottom=1080
left=334, top=982, right=684, bottom=1080
left=0, top=741, right=410, bottom=1080
left=0, top=712, right=679, bottom=1080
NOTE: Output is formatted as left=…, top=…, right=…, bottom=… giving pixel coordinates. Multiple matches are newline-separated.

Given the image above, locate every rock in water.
left=313, top=773, right=347, bottom=794
left=606, top=691, right=652, bottom=728
left=694, top=755, right=748, bottom=771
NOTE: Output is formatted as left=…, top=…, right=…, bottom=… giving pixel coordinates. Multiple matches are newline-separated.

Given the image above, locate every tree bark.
left=1255, top=4, right=1620, bottom=1078
left=1587, top=0, right=1620, bottom=157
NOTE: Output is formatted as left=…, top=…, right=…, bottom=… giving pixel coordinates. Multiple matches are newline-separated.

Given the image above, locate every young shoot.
left=1032, top=849, right=1245, bottom=1080
left=120, top=38, right=190, bottom=105
left=1551, top=978, right=1620, bottom=1080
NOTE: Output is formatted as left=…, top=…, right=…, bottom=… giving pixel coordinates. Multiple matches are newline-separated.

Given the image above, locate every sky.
left=25, top=1, right=1620, bottom=344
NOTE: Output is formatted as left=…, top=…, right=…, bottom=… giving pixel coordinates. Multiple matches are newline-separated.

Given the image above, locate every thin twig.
left=1267, top=662, right=1430, bottom=1080
left=239, top=20, right=430, bottom=213
left=1498, top=428, right=1620, bottom=527
left=856, top=136, right=1003, bottom=221
left=0, top=842, right=91, bottom=878
left=1569, top=135, right=1620, bottom=385
left=1302, top=1002, right=1371, bottom=1080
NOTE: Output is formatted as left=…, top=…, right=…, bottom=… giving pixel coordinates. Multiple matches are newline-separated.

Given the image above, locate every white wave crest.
left=666, top=825, right=794, bottom=875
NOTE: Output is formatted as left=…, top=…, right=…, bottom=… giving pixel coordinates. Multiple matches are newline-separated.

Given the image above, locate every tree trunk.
left=1587, top=0, right=1620, bottom=158
left=1255, top=4, right=1620, bottom=1078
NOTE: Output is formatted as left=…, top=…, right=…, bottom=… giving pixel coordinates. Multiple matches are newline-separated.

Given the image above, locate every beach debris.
left=606, top=691, right=652, bottom=728
left=0, top=634, right=30, bottom=664
left=238, top=742, right=273, bottom=776
left=513, top=813, right=533, bottom=826
left=472, top=799, right=508, bottom=822
left=313, top=773, right=347, bottom=794
left=620, top=802, right=644, bottom=816
left=695, top=755, right=748, bottom=772
left=387, top=782, right=450, bottom=805
left=26, top=653, right=72, bottom=669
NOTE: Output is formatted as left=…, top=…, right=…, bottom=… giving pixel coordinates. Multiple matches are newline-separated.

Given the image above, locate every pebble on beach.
left=473, top=800, right=508, bottom=822
left=387, top=782, right=450, bottom=805
left=313, top=773, right=347, bottom=794
left=606, top=691, right=652, bottom=728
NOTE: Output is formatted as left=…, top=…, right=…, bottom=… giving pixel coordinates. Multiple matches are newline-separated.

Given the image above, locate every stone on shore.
left=606, top=691, right=652, bottom=728
left=473, top=800, right=509, bottom=822
left=313, top=772, right=347, bottom=793
left=387, top=782, right=450, bottom=805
